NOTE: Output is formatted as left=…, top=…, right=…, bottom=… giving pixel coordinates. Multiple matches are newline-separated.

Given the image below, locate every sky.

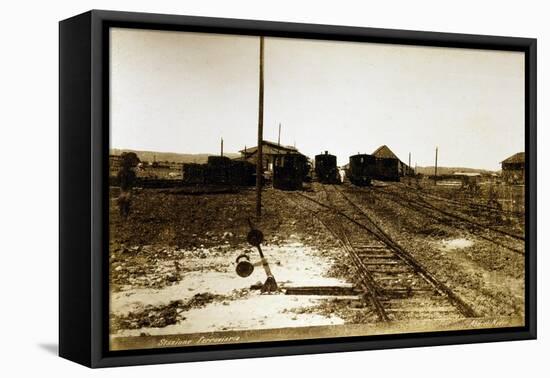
left=110, top=28, right=525, bottom=171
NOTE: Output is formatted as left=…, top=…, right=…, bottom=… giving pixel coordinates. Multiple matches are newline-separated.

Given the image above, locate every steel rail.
left=400, top=182, right=524, bottom=217
left=377, top=184, right=524, bottom=241
left=286, top=194, right=390, bottom=321
left=365, top=186, right=525, bottom=255
left=295, top=187, right=478, bottom=319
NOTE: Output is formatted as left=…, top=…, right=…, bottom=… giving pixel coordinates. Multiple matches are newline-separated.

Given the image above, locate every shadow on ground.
left=38, top=343, right=58, bottom=355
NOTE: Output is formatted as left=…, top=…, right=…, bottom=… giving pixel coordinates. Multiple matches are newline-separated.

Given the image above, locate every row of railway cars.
left=316, top=152, right=406, bottom=186
left=270, top=151, right=392, bottom=190
left=181, top=153, right=311, bottom=190
left=179, top=151, right=409, bottom=191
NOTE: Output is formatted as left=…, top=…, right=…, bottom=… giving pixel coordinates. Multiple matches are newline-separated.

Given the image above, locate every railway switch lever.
left=234, top=219, right=278, bottom=293
left=235, top=254, right=254, bottom=278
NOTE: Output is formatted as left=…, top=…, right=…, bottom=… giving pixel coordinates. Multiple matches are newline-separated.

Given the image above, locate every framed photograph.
left=59, top=10, right=536, bottom=368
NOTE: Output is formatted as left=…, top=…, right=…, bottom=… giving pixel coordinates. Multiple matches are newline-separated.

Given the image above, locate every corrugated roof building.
left=240, top=140, right=303, bottom=172
left=501, top=152, right=525, bottom=184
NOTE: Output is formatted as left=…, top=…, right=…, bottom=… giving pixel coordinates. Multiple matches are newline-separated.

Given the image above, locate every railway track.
left=359, top=184, right=525, bottom=255
left=380, top=183, right=524, bottom=238
left=404, top=183, right=524, bottom=218
left=286, top=185, right=478, bottom=322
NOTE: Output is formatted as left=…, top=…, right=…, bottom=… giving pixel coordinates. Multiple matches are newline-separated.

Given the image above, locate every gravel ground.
left=109, top=181, right=524, bottom=337
left=109, top=186, right=343, bottom=291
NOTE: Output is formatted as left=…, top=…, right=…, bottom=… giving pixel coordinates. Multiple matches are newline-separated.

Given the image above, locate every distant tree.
left=118, top=152, right=139, bottom=191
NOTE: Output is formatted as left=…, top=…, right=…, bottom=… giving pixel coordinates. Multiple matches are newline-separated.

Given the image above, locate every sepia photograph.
left=107, top=27, right=526, bottom=352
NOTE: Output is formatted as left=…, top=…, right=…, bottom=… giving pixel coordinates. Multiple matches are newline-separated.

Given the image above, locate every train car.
left=230, top=160, right=256, bottom=186
left=182, top=163, right=206, bottom=185
left=272, top=153, right=310, bottom=190
left=182, top=156, right=255, bottom=186
left=348, top=154, right=376, bottom=186
left=204, top=156, right=232, bottom=184
left=374, top=157, right=400, bottom=181
left=315, top=151, right=340, bottom=184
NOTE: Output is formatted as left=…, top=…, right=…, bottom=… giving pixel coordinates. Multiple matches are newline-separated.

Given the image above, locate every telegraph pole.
left=278, top=123, right=281, bottom=147
left=256, top=36, right=265, bottom=217
left=221, top=137, right=224, bottom=157
left=434, top=147, right=439, bottom=184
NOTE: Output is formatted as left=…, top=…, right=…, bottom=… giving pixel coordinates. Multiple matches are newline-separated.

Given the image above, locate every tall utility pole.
left=220, top=137, right=224, bottom=157
left=256, top=36, right=265, bottom=217
left=407, top=152, right=412, bottom=183
left=434, top=147, right=439, bottom=184
left=277, top=123, right=281, bottom=147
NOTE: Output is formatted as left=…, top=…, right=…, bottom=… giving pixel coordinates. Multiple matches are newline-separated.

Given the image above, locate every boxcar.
left=374, top=157, right=400, bottom=181
left=315, top=151, right=339, bottom=184
left=204, top=156, right=232, bottom=184
left=182, top=156, right=255, bottom=186
left=348, top=154, right=376, bottom=186
left=230, top=160, right=256, bottom=186
left=182, top=163, right=206, bottom=185
left=273, top=153, right=310, bottom=190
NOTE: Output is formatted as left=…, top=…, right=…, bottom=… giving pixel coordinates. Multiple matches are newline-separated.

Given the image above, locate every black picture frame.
left=59, top=9, right=537, bottom=368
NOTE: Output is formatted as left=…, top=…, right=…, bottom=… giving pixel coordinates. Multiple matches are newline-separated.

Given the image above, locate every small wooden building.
left=501, top=152, right=525, bottom=184
left=240, top=140, right=301, bottom=172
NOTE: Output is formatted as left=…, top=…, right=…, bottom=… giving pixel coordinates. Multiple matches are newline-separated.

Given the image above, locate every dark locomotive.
left=182, top=156, right=255, bottom=186
left=314, top=151, right=340, bottom=184
left=272, top=152, right=310, bottom=191
left=348, top=154, right=376, bottom=186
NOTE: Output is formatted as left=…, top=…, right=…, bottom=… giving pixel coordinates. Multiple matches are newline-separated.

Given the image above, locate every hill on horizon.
left=415, top=166, right=497, bottom=175
left=110, top=148, right=240, bottom=164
